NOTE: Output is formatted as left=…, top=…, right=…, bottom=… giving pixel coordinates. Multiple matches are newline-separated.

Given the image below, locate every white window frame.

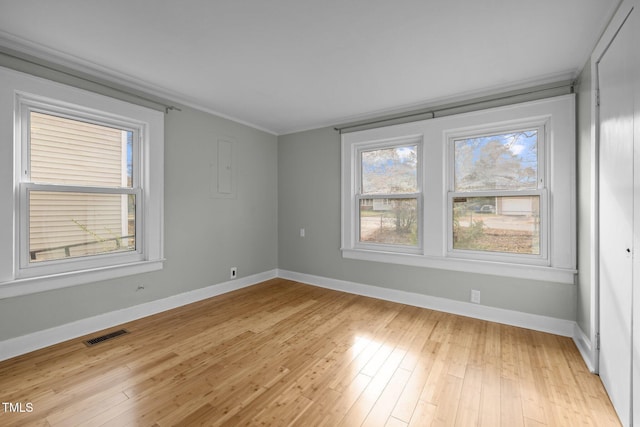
left=0, top=66, right=164, bottom=298
left=341, top=95, right=576, bottom=284
left=17, top=96, right=147, bottom=276
left=445, top=121, right=550, bottom=265
left=352, top=136, right=423, bottom=254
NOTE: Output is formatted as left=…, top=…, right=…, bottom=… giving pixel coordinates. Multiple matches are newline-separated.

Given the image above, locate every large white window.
left=341, top=95, right=576, bottom=283
left=0, top=67, right=164, bottom=297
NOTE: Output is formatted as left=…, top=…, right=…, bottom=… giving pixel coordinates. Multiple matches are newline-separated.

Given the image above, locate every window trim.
left=0, top=66, right=164, bottom=298
left=341, top=95, right=576, bottom=284
left=16, top=98, right=147, bottom=276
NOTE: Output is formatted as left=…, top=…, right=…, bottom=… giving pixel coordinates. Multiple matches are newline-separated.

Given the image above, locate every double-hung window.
left=0, top=66, right=164, bottom=297
left=355, top=138, right=422, bottom=252
left=19, top=104, right=142, bottom=271
left=448, top=125, right=547, bottom=263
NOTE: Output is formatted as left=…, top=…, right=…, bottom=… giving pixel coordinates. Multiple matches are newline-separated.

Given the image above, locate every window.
left=341, top=95, right=576, bottom=283
left=448, top=126, right=547, bottom=262
left=356, top=139, right=422, bottom=251
left=23, top=111, right=138, bottom=265
left=0, top=66, right=164, bottom=297
left=14, top=94, right=163, bottom=282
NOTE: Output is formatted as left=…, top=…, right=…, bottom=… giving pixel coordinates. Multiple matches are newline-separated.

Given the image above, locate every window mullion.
left=449, top=189, right=543, bottom=199
left=25, top=183, right=138, bottom=195
left=358, top=193, right=421, bottom=199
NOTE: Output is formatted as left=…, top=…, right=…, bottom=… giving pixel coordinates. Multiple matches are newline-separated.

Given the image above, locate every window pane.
left=454, top=131, right=537, bottom=191
left=359, top=198, right=418, bottom=246
left=452, top=196, right=540, bottom=255
left=30, top=112, right=133, bottom=187
left=361, top=145, right=418, bottom=194
left=29, top=191, right=135, bottom=262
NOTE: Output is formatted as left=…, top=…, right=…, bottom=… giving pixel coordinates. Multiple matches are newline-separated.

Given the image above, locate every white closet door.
left=598, top=9, right=635, bottom=426
left=633, top=2, right=640, bottom=424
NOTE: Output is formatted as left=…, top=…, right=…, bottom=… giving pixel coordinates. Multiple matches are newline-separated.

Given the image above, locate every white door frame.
left=590, top=0, right=636, bottom=377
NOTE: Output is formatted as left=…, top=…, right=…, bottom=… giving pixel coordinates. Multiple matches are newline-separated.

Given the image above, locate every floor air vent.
left=84, top=329, right=129, bottom=346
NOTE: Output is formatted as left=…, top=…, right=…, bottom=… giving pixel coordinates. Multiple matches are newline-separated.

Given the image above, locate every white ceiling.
left=0, top=0, right=620, bottom=135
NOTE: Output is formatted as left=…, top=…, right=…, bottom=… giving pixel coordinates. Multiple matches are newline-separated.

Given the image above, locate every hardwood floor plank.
left=251, top=382, right=314, bottom=426
left=453, top=365, right=482, bottom=427
left=385, top=416, right=409, bottom=427
left=361, top=367, right=411, bottom=427
left=337, top=347, right=406, bottom=426
left=408, top=399, right=437, bottom=426
left=418, top=340, right=452, bottom=405
left=0, top=279, right=621, bottom=426
left=478, top=356, right=501, bottom=427
left=310, top=373, right=371, bottom=427
left=390, top=339, right=440, bottom=423
left=328, top=337, right=386, bottom=394
left=518, top=330, right=548, bottom=425
left=430, top=373, right=463, bottom=426
left=46, top=390, right=130, bottom=426
left=397, top=309, right=439, bottom=372
left=501, top=377, right=525, bottom=427
left=297, top=338, right=364, bottom=401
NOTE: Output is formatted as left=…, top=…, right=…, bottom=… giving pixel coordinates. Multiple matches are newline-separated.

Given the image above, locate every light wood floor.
left=0, top=279, right=620, bottom=426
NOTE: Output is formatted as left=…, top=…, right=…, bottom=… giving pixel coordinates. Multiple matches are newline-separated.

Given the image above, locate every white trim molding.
left=0, top=269, right=277, bottom=362
left=573, top=323, right=596, bottom=373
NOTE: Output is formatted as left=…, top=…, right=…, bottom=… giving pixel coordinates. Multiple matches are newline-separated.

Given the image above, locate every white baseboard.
left=277, top=269, right=576, bottom=337
left=573, top=323, right=596, bottom=372
left=2, top=268, right=592, bottom=369
left=0, top=269, right=277, bottom=362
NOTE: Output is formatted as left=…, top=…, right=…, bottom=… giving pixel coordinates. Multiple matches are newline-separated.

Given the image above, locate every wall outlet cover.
left=471, top=289, right=481, bottom=304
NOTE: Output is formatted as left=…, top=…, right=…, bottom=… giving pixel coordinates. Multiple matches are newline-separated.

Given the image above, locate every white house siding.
left=29, top=112, right=130, bottom=260
left=497, top=196, right=538, bottom=216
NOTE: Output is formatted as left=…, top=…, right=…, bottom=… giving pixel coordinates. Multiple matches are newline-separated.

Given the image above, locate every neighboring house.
left=372, top=198, right=392, bottom=211
left=29, top=112, right=132, bottom=261
left=496, top=196, right=539, bottom=217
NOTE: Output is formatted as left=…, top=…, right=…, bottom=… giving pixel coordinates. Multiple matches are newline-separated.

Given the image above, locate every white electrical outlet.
left=471, top=289, right=481, bottom=304
left=230, top=267, right=237, bottom=279
left=300, top=228, right=305, bottom=237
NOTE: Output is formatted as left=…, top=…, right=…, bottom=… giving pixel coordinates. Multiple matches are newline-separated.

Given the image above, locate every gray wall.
left=575, top=64, right=593, bottom=336
left=0, top=62, right=278, bottom=342
left=278, top=127, right=577, bottom=320
left=0, top=54, right=583, bottom=344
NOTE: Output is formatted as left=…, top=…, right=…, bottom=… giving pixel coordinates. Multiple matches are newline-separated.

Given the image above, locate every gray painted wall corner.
left=0, top=63, right=279, bottom=341
left=277, top=126, right=577, bottom=321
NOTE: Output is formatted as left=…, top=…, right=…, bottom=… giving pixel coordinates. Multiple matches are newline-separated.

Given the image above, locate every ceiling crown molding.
left=0, top=30, right=278, bottom=135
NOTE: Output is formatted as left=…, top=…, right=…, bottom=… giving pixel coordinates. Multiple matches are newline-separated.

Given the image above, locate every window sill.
left=341, top=248, right=576, bottom=284
left=0, top=259, right=165, bottom=299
